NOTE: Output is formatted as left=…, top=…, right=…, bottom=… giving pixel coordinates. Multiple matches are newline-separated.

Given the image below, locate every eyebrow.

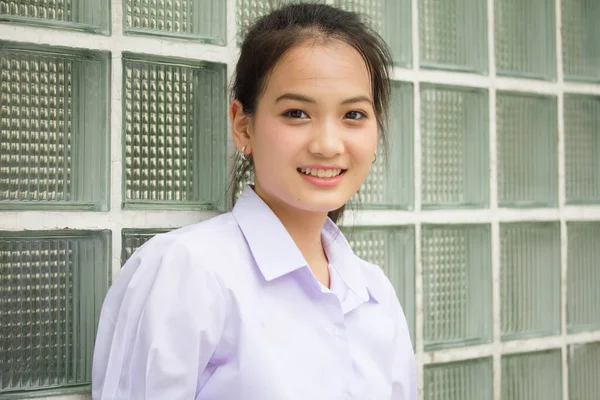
left=275, top=93, right=372, bottom=105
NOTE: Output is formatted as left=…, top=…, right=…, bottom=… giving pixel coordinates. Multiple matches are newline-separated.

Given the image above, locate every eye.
left=283, top=109, right=309, bottom=119
left=344, top=110, right=367, bottom=120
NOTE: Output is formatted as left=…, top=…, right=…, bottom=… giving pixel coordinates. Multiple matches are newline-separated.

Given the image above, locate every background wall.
left=1, top=0, right=599, bottom=399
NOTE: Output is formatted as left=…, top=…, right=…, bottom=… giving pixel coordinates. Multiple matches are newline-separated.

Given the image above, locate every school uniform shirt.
left=92, top=186, right=417, bottom=400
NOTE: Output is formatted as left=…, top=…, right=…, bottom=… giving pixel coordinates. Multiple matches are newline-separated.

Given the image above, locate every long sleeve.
left=92, top=239, right=226, bottom=400
left=390, top=290, right=417, bottom=400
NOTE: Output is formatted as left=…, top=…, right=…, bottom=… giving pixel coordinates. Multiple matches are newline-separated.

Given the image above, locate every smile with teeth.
left=298, top=168, right=345, bottom=178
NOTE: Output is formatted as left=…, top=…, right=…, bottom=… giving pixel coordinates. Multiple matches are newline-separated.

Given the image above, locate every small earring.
left=240, top=146, right=247, bottom=161
left=372, top=152, right=377, bottom=164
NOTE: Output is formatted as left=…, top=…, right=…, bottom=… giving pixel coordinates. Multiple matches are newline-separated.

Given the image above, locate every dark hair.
left=230, top=3, right=393, bottom=223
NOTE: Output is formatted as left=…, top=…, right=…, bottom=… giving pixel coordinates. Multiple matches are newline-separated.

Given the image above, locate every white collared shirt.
left=92, top=186, right=417, bottom=399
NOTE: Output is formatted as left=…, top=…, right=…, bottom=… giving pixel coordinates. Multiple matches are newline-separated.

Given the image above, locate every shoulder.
left=107, top=213, right=244, bottom=309
left=134, top=212, right=241, bottom=261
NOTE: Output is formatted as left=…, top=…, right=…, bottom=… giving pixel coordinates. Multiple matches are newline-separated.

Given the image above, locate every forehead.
left=262, top=39, right=372, bottom=100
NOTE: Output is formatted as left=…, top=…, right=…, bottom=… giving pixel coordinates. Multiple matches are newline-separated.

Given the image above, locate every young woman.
left=92, top=4, right=416, bottom=399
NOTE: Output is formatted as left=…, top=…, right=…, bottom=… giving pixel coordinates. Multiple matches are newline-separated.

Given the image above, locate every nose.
left=307, top=119, right=344, bottom=158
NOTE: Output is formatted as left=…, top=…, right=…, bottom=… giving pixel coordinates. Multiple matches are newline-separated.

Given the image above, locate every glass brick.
left=564, top=95, right=600, bottom=204
left=500, top=222, right=560, bottom=340
left=121, top=228, right=171, bottom=265
left=567, top=222, right=600, bottom=333
left=343, top=226, right=415, bottom=343
left=0, top=0, right=109, bottom=34
left=424, top=357, right=493, bottom=400
left=0, top=42, right=110, bottom=211
left=357, top=81, right=414, bottom=209
left=496, top=92, right=558, bottom=207
left=422, top=224, right=492, bottom=350
left=568, top=341, right=600, bottom=400
left=124, top=0, right=226, bottom=44
left=122, top=53, right=227, bottom=210
left=501, top=350, right=562, bottom=400
left=419, top=0, right=487, bottom=73
left=562, top=0, right=600, bottom=82
left=421, top=85, right=489, bottom=208
left=0, top=230, right=111, bottom=395
left=335, top=0, right=412, bottom=67
left=495, top=0, right=556, bottom=80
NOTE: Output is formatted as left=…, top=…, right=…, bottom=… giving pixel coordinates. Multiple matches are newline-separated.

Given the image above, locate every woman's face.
left=232, top=39, right=378, bottom=215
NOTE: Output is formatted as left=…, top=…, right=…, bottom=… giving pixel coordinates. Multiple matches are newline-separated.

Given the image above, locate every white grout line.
left=390, top=66, right=600, bottom=95
left=410, top=0, right=424, bottom=398
left=413, top=329, right=600, bottom=366
left=2, top=205, right=600, bottom=232
left=0, top=23, right=232, bottom=63
left=109, top=0, right=124, bottom=281
left=555, top=0, right=570, bottom=398
left=487, top=0, right=502, bottom=396
left=501, top=330, right=600, bottom=355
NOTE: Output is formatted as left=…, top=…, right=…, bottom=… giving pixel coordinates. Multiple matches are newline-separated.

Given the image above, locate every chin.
left=289, top=191, right=353, bottom=214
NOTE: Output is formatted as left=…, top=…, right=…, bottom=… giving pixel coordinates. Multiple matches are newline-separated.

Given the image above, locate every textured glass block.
left=422, top=224, right=492, bottom=350
left=496, top=93, right=558, bottom=207
left=562, top=0, right=600, bottom=82
left=495, top=0, right=556, bottom=80
left=500, top=222, right=560, bottom=340
left=569, top=342, right=600, bottom=400
left=121, top=228, right=170, bottom=265
left=0, top=0, right=109, bottom=34
left=0, top=230, right=111, bottom=395
left=421, top=85, right=489, bottom=208
left=357, top=81, right=413, bottom=209
left=0, top=42, right=110, bottom=211
left=123, top=54, right=227, bottom=210
left=335, top=0, right=412, bottom=67
left=419, top=0, right=487, bottom=73
left=564, top=95, right=600, bottom=204
left=343, top=226, right=415, bottom=342
left=124, top=0, right=226, bottom=44
left=424, top=357, right=493, bottom=400
left=501, top=350, right=562, bottom=400
left=567, top=222, right=600, bottom=333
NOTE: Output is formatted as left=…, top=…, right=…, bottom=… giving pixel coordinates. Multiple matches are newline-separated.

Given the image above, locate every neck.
left=253, top=186, right=330, bottom=285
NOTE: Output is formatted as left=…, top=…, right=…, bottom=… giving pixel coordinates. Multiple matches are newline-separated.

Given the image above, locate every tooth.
left=317, top=169, right=325, bottom=178
left=325, top=170, right=332, bottom=178
left=328, top=170, right=335, bottom=178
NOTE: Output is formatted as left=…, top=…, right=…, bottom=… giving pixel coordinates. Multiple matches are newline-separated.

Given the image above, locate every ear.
left=230, top=99, right=253, bottom=156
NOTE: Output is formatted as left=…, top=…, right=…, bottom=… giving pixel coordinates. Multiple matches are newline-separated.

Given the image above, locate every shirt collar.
left=321, top=218, right=379, bottom=303
left=232, top=186, right=307, bottom=281
left=232, top=186, right=379, bottom=303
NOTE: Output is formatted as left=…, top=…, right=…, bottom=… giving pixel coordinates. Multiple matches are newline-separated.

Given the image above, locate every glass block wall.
left=0, top=0, right=599, bottom=399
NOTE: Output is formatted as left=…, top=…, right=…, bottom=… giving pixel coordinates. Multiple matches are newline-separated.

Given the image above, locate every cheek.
left=252, top=119, right=299, bottom=166
left=348, top=126, right=379, bottom=162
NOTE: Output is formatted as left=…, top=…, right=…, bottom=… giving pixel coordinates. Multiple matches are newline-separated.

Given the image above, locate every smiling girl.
left=92, top=4, right=416, bottom=399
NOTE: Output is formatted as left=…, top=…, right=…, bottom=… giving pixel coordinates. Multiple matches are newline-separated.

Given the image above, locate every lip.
left=298, top=167, right=346, bottom=188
